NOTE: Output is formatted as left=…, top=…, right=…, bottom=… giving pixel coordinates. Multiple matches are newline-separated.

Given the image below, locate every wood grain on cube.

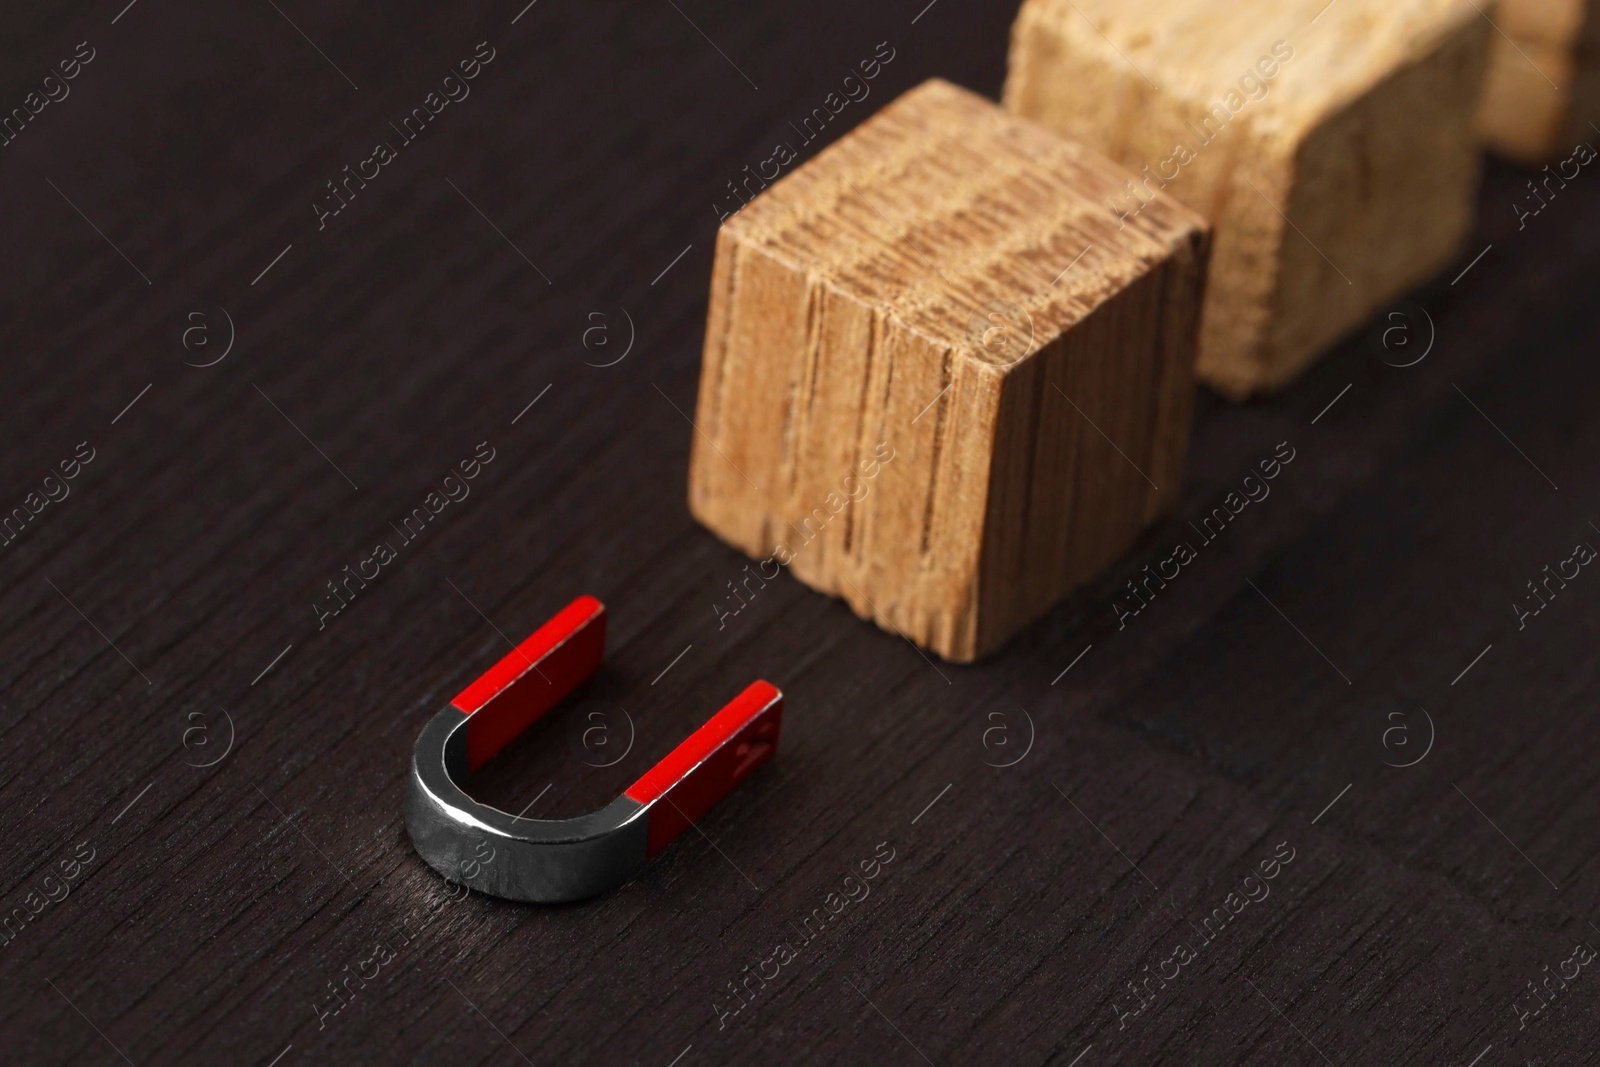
left=688, top=79, right=1209, bottom=662
left=1479, top=0, right=1600, bottom=162
left=1004, top=0, right=1490, bottom=398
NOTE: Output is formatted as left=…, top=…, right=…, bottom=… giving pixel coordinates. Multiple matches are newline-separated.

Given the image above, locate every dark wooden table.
left=3, top=2, right=1599, bottom=1065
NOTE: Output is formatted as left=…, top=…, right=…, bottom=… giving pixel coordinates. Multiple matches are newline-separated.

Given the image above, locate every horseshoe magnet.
left=406, top=595, right=782, bottom=903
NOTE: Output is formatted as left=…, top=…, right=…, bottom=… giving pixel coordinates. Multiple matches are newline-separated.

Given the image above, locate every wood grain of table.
left=2, top=2, right=1598, bottom=1065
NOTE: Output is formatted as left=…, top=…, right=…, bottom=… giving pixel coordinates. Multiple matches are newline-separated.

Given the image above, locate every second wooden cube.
left=688, top=79, right=1209, bottom=662
left=1005, top=0, right=1491, bottom=397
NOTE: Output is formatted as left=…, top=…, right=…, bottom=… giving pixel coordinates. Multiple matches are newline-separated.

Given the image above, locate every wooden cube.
left=1478, top=0, right=1600, bottom=163
left=687, top=79, right=1209, bottom=662
left=1004, top=0, right=1491, bottom=397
